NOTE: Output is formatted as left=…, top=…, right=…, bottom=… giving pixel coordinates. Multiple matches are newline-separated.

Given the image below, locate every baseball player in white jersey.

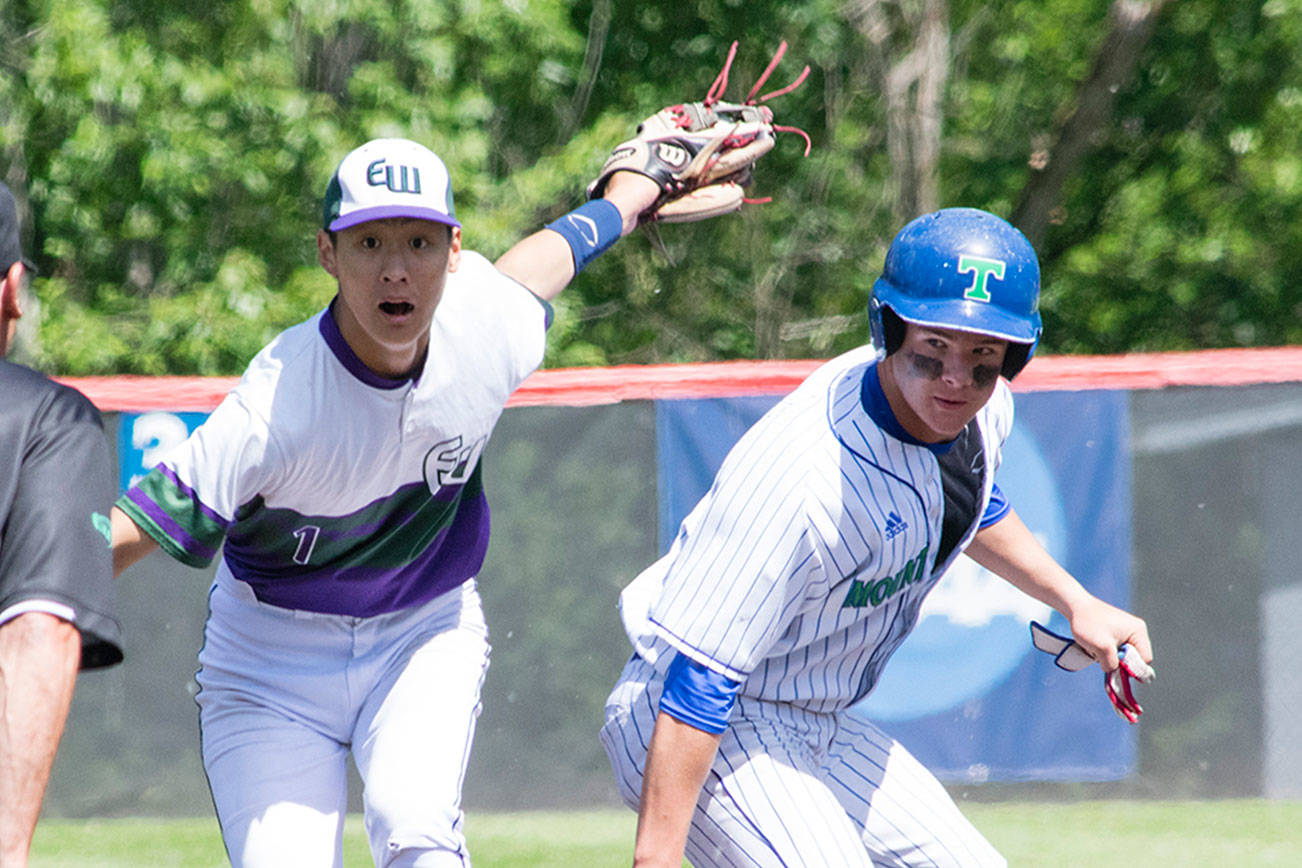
left=107, top=137, right=668, bottom=867
left=600, top=208, right=1155, bottom=868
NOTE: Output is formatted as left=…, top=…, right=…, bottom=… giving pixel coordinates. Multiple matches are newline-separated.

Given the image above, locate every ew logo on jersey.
left=422, top=435, right=486, bottom=493
left=842, top=546, right=929, bottom=609
left=883, top=511, right=908, bottom=540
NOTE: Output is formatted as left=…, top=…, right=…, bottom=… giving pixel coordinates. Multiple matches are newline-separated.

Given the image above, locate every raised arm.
left=494, top=172, right=659, bottom=301
left=965, top=506, right=1151, bottom=671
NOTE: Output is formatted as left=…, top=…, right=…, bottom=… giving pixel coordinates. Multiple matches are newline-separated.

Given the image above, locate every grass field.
left=29, top=800, right=1302, bottom=866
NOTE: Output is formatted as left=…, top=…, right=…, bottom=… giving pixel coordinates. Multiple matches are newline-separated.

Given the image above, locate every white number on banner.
left=129, top=412, right=192, bottom=489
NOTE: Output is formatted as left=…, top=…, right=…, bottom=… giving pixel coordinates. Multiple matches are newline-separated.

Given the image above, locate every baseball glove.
left=587, top=41, right=811, bottom=224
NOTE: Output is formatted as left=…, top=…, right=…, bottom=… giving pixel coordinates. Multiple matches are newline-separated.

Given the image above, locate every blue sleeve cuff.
left=659, top=652, right=743, bottom=734
left=544, top=198, right=623, bottom=274
left=980, top=482, right=1011, bottom=528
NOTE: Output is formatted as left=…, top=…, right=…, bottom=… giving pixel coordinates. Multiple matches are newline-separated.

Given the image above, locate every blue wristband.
left=544, top=198, right=623, bottom=274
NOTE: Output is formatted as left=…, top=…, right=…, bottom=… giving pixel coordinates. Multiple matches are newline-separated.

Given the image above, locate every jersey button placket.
left=399, top=389, right=416, bottom=441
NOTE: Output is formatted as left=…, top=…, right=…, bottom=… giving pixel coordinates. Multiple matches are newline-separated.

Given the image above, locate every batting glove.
left=1029, top=620, right=1155, bottom=724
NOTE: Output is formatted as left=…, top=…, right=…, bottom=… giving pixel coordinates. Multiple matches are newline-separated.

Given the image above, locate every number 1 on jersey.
left=292, top=525, right=321, bottom=565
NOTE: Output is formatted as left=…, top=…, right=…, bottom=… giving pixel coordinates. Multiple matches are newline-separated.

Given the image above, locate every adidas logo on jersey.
left=841, top=546, right=929, bottom=609
left=883, top=511, right=908, bottom=540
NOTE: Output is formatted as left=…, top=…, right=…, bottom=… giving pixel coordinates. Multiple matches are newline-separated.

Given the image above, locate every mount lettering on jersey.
left=841, top=545, right=929, bottom=609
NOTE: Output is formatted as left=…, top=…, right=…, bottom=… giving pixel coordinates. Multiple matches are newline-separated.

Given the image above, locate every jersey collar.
left=860, top=363, right=955, bottom=456
left=320, top=299, right=420, bottom=390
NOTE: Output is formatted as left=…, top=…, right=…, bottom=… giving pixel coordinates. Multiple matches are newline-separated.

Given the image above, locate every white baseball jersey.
left=618, top=344, right=1014, bottom=712
left=118, top=250, right=548, bottom=616
left=118, top=249, right=548, bottom=867
left=603, top=345, right=1014, bottom=867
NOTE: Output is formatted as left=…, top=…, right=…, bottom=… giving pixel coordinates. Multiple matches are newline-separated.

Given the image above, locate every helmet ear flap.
left=880, top=306, right=906, bottom=356
left=1002, top=342, right=1033, bottom=380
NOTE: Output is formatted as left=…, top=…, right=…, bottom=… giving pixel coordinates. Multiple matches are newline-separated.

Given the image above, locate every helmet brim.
left=876, top=289, right=1041, bottom=346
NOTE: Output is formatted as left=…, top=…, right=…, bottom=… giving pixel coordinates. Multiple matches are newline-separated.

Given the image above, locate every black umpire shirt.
left=0, top=359, right=122, bottom=668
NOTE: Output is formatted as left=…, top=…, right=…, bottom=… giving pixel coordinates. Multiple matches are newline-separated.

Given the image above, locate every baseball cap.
left=321, top=138, right=460, bottom=232
left=0, top=181, right=36, bottom=275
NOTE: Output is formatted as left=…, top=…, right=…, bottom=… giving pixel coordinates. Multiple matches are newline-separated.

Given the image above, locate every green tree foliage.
left=1041, top=0, right=1302, bottom=352
left=2, top=0, right=584, bottom=373
left=1, top=0, right=1299, bottom=374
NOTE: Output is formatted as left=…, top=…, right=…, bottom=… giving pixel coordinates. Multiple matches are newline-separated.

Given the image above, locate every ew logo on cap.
left=323, top=138, right=460, bottom=232
left=367, top=160, right=422, bottom=195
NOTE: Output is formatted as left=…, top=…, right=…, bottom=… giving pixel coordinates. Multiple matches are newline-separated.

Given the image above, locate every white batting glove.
left=1029, top=621, right=1156, bottom=724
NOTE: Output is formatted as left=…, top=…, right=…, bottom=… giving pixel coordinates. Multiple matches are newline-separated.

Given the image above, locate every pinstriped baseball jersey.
left=618, top=345, right=1014, bottom=712
left=117, top=250, right=547, bottom=617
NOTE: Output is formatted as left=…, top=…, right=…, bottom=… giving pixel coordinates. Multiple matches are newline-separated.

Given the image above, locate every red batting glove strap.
left=1102, top=643, right=1155, bottom=725
left=1104, top=668, right=1141, bottom=723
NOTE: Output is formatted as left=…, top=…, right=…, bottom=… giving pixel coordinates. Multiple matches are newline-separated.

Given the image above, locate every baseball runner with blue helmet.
left=601, top=207, right=1154, bottom=868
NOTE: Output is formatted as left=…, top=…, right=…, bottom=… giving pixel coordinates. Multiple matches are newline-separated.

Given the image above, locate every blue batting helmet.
left=869, top=207, right=1042, bottom=379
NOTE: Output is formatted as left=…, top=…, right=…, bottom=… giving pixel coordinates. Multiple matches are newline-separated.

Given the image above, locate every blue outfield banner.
left=655, top=388, right=1135, bottom=782
left=116, top=410, right=209, bottom=494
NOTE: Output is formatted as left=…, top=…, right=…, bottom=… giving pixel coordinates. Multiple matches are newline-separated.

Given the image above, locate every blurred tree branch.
left=1013, top=0, right=1173, bottom=248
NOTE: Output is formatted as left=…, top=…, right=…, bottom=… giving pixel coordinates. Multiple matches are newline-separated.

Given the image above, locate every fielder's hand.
left=587, top=41, right=810, bottom=224
left=1030, top=620, right=1156, bottom=724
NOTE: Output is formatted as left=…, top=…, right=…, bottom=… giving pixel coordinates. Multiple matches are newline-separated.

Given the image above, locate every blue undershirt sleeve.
left=980, top=482, right=1011, bottom=528
left=659, top=652, right=743, bottom=734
